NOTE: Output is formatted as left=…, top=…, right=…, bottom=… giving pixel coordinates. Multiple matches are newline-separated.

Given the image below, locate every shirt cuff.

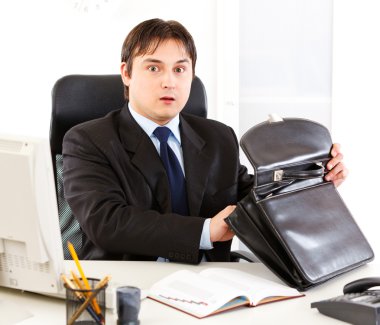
left=199, top=218, right=213, bottom=250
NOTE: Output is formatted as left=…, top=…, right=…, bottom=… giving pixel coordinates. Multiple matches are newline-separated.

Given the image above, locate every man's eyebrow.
left=142, top=58, right=191, bottom=64
left=177, top=58, right=191, bottom=64
left=142, top=58, right=162, bottom=64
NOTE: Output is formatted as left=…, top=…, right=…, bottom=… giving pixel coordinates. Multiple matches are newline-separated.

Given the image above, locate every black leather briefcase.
left=226, top=116, right=374, bottom=291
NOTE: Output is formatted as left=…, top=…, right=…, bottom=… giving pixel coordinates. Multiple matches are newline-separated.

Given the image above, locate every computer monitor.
left=0, top=134, right=64, bottom=294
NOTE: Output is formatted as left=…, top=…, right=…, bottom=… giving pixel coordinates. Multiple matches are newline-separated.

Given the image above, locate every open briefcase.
left=226, top=115, right=374, bottom=291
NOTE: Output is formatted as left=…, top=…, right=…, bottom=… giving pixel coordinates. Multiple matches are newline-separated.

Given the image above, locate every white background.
left=239, top=0, right=332, bottom=134
left=0, top=0, right=378, bottom=257
left=0, top=0, right=220, bottom=136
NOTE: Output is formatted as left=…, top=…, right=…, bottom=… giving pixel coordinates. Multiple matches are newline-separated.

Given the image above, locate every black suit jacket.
left=62, top=105, right=253, bottom=263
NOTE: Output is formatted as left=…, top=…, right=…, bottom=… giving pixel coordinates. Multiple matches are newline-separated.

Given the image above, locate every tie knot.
left=154, top=127, right=171, bottom=143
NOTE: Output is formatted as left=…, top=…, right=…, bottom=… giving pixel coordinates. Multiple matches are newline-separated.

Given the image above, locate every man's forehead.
left=135, top=39, right=191, bottom=61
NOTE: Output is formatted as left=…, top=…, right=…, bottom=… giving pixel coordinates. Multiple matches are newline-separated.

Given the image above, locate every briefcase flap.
left=241, top=118, right=332, bottom=187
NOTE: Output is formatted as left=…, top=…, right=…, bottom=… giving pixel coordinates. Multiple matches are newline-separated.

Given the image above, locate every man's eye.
left=148, top=66, right=159, bottom=72
left=175, top=67, right=185, bottom=73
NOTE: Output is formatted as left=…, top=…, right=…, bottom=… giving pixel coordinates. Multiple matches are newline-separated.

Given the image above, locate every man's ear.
left=120, top=62, right=131, bottom=86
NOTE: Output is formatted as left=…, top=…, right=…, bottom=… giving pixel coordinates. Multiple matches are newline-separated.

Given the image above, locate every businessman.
left=62, top=18, right=347, bottom=264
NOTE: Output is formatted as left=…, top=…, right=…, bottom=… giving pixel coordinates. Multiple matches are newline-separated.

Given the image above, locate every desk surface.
left=1, top=260, right=379, bottom=324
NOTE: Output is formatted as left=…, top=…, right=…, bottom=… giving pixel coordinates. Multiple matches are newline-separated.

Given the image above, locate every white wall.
left=239, top=0, right=333, bottom=139
left=332, top=0, right=380, bottom=256
left=0, top=0, right=218, bottom=137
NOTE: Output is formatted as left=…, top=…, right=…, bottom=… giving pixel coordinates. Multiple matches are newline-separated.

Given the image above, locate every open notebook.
left=148, top=268, right=303, bottom=318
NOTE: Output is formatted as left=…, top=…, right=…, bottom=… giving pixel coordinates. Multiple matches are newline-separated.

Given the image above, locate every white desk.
left=1, top=261, right=379, bottom=324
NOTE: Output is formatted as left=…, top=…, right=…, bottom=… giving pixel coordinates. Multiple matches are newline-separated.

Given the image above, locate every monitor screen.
left=0, top=134, right=64, bottom=294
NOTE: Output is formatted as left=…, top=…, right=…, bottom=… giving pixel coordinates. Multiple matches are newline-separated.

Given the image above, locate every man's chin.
left=158, top=109, right=182, bottom=119
left=152, top=113, right=181, bottom=125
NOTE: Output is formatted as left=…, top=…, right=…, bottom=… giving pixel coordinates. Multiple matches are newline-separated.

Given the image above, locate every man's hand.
left=324, top=143, right=349, bottom=187
left=210, top=205, right=236, bottom=242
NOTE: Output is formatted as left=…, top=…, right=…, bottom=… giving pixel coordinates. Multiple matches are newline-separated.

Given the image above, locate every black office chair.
left=50, top=74, right=254, bottom=262
left=50, top=74, right=208, bottom=259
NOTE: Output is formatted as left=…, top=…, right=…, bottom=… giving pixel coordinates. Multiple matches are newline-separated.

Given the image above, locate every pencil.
left=61, top=274, right=103, bottom=325
left=67, top=241, right=102, bottom=315
left=70, top=269, right=83, bottom=290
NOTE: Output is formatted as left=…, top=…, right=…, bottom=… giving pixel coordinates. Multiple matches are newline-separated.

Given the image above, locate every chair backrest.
left=50, top=74, right=208, bottom=258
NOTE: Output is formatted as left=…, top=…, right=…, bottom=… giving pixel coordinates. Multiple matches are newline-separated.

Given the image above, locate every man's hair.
left=121, top=18, right=197, bottom=100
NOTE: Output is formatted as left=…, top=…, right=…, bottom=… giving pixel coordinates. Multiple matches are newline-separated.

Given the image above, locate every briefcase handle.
left=274, top=165, right=325, bottom=181
left=256, top=165, right=325, bottom=197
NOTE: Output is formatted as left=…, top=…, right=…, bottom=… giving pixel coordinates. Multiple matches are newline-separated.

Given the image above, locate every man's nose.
left=161, top=71, right=175, bottom=89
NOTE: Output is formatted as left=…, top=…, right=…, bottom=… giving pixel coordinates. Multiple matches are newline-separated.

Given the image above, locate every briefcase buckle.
left=273, top=170, right=284, bottom=181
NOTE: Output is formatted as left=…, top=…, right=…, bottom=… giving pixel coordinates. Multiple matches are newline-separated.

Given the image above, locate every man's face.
left=121, top=39, right=193, bottom=125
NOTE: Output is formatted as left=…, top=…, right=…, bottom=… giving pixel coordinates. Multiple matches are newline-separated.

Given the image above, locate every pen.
left=67, top=241, right=102, bottom=315
left=61, top=274, right=103, bottom=325
left=68, top=275, right=111, bottom=325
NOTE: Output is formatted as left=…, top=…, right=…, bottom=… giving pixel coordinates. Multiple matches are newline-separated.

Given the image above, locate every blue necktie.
left=154, top=127, right=189, bottom=215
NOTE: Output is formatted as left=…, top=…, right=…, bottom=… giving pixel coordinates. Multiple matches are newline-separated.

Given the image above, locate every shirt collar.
left=128, top=104, right=181, bottom=143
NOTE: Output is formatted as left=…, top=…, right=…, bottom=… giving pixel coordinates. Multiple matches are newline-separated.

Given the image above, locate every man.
left=62, top=18, right=347, bottom=264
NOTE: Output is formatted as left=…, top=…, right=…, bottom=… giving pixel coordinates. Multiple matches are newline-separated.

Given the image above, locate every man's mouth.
left=160, top=96, right=175, bottom=102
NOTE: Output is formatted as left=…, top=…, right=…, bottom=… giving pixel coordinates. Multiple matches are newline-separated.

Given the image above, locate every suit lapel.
left=180, top=116, right=213, bottom=216
left=119, top=107, right=171, bottom=212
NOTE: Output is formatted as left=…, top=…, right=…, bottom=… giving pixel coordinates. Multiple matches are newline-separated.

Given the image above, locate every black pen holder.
left=65, top=277, right=107, bottom=325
